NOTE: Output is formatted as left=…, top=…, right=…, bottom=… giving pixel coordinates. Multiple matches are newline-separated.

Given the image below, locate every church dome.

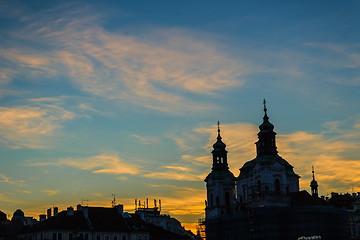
left=12, top=209, right=25, bottom=221
left=310, top=179, right=318, bottom=187
left=213, top=138, right=226, bottom=151
left=259, top=118, right=274, bottom=132
left=212, top=121, right=226, bottom=152
left=13, top=209, right=24, bottom=217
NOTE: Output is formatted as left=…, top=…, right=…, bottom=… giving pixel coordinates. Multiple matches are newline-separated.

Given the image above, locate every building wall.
left=205, top=206, right=348, bottom=240
left=236, top=161, right=299, bottom=207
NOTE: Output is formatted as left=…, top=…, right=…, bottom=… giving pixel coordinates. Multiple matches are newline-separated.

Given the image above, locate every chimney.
left=39, top=214, right=46, bottom=221
left=77, top=204, right=83, bottom=211
left=115, top=204, right=123, bottom=215
left=67, top=207, right=74, bottom=216
left=47, top=208, right=52, bottom=219
left=53, top=207, right=58, bottom=216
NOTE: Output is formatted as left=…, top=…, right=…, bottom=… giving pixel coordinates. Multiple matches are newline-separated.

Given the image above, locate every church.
left=204, top=101, right=348, bottom=240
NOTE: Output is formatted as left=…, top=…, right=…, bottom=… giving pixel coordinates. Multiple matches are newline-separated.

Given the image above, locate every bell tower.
left=310, top=166, right=319, bottom=197
left=205, top=122, right=235, bottom=219
left=256, top=99, right=278, bottom=156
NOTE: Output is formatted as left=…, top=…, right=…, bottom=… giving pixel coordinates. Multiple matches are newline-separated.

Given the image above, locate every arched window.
left=274, top=179, right=280, bottom=194
left=257, top=180, right=261, bottom=193
left=225, top=192, right=230, bottom=208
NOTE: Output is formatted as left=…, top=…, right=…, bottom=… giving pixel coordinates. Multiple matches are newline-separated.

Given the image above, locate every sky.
left=1, top=0, right=360, bottom=232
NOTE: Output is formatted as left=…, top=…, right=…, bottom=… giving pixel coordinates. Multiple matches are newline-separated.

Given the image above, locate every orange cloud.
left=42, top=190, right=59, bottom=196
left=144, top=171, right=206, bottom=182
left=1, top=6, right=251, bottom=114
left=0, top=105, right=74, bottom=149
left=30, top=154, right=141, bottom=175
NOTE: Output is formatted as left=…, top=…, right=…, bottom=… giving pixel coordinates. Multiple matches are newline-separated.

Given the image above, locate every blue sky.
left=1, top=0, right=360, bottom=231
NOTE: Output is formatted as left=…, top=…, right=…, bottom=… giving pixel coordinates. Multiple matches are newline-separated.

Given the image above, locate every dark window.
left=53, top=233, right=56, bottom=240
left=216, top=197, right=220, bottom=207
left=97, top=235, right=101, bottom=240
left=275, top=179, right=280, bottom=194
left=69, top=233, right=73, bottom=240
left=122, top=236, right=126, bottom=240
left=105, top=236, right=109, bottom=240
left=225, top=192, right=230, bottom=208
left=85, top=234, right=88, bottom=240
left=210, top=193, right=213, bottom=207
left=242, top=186, right=246, bottom=202
left=57, top=233, right=62, bottom=240
left=114, top=236, right=117, bottom=240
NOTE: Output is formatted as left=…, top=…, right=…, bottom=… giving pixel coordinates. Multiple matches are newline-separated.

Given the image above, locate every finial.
left=263, top=99, right=269, bottom=121
left=312, top=165, right=315, bottom=180
left=216, top=121, right=222, bottom=140
left=263, top=99, right=267, bottom=110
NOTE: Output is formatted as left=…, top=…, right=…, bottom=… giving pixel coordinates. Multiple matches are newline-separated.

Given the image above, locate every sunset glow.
left=1, top=0, right=359, bottom=233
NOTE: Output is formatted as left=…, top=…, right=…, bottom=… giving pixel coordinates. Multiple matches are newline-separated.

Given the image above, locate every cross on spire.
left=262, top=99, right=269, bottom=122
left=263, top=99, right=267, bottom=113
left=312, top=165, right=315, bottom=180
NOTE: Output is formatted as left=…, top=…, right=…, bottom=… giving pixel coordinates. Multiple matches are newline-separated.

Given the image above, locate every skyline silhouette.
left=1, top=0, right=360, bottom=234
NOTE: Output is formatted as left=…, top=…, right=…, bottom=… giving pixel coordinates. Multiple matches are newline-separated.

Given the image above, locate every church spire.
left=263, top=99, right=269, bottom=122
left=256, top=99, right=278, bottom=156
left=310, top=166, right=319, bottom=197
left=217, top=120, right=221, bottom=140
left=211, top=121, right=228, bottom=171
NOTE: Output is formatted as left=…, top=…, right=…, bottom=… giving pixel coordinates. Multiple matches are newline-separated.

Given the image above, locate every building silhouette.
left=1, top=204, right=200, bottom=240
left=204, top=101, right=348, bottom=240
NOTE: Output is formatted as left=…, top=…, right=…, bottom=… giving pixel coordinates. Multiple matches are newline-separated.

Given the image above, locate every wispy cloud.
left=0, top=105, right=75, bottom=149
left=144, top=163, right=206, bottom=181
left=144, top=171, right=206, bottom=181
left=131, top=134, right=160, bottom=145
left=0, top=193, right=25, bottom=204
left=0, top=173, right=24, bottom=185
left=30, top=154, right=141, bottom=175
left=304, top=42, right=360, bottom=86
left=1, top=3, right=249, bottom=114
left=42, top=190, right=59, bottom=196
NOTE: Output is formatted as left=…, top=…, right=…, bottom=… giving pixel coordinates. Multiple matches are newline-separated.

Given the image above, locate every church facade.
left=204, top=101, right=348, bottom=240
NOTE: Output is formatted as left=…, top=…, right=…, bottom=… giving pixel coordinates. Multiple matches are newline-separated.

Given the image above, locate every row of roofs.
left=1, top=205, right=201, bottom=240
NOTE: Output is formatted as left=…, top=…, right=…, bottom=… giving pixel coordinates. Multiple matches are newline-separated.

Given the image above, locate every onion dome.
left=310, top=179, right=318, bottom=188
left=259, top=100, right=274, bottom=132
left=213, top=121, right=226, bottom=152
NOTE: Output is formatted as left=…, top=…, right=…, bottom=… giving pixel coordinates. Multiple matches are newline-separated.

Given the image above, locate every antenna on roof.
left=135, top=199, right=137, bottom=210
left=159, top=199, right=162, bottom=212
left=81, top=198, right=89, bottom=206
left=111, top=194, right=116, bottom=207
left=154, top=199, right=157, bottom=208
left=146, top=198, right=148, bottom=209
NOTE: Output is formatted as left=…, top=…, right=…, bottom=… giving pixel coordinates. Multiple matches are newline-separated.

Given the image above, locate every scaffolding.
left=197, top=218, right=206, bottom=240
